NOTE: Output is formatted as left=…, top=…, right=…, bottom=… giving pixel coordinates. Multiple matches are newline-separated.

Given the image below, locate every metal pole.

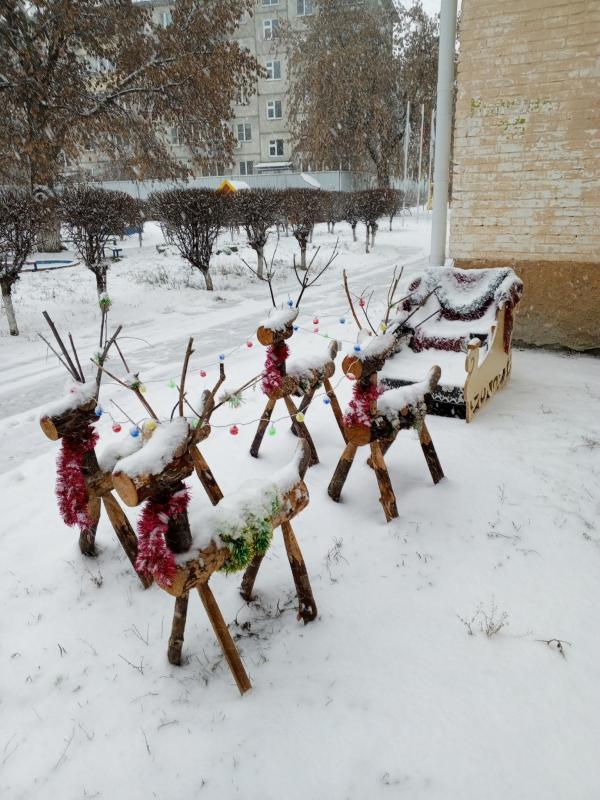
left=401, top=100, right=411, bottom=223
left=427, top=107, right=435, bottom=210
left=416, top=103, right=425, bottom=220
left=429, top=0, right=458, bottom=266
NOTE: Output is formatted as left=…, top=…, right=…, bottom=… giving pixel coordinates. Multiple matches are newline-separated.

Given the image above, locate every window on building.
left=267, top=99, right=283, bottom=119
left=265, top=60, right=282, bottom=80
left=297, top=0, right=314, bottom=16
left=263, top=18, right=280, bottom=40
left=239, top=161, right=254, bottom=176
left=236, top=123, right=252, bottom=142
left=235, top=87, right=249, bottom=105
left=170, top=127, right=185, bottom=145
left=262, top=0, right=279, bottom=5
left=161, top=10, right=172, bottom=28
left=269, top=139, right=284, bottom=157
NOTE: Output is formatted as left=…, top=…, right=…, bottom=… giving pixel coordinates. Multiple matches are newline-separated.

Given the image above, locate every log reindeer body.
left=251, top=306, right=345, bottom=464
left=40, top=384, right=152, bottom=588
left=328, top=334, right=445, bottom=522
left=112, top=426, right=317, bottom=695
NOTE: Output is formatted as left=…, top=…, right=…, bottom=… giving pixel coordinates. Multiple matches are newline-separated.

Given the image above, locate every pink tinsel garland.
left=56, top=427, right=99, bottom=533
left=135, top=487, right=190, bottom=586
left=343, top=383, right=382, bottom=428
left=262, top=342, right=289, bottom=395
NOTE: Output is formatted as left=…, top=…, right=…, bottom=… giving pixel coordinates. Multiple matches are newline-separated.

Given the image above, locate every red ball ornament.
left=246, top=341, right=253, bottom=348
left=313, top=327, right=319, bottom=334
left=200, top=370, right=207, bottom=378
left=229, top=425, right=239, bottom=436
left=359, top=298, right=366, bottom=308
left=313, top=317, right=319, bottom=324
left=112, top=424, right=122, bottom=433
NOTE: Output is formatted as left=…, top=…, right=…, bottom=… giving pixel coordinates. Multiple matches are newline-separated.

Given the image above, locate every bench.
left=381, top=267, right=523, bottom=422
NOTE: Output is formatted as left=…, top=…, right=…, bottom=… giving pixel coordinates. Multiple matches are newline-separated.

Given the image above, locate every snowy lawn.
left=1, top=215, right=599, bottom=799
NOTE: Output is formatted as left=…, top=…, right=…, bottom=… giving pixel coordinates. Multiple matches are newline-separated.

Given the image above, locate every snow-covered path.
left=1, top=216, right=599, bottom=800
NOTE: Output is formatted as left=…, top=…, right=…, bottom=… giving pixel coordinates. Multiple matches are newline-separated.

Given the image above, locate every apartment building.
left=83, top=0, right=391, bottom=179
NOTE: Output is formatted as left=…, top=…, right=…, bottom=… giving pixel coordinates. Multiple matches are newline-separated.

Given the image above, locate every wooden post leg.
left=367, top=432, right=397, bottom=468
left=250, top=397, right=277, bottom=459
left=197, top=583, right=252, bottom=695
left=323, top=376, right=347, bottom=443
left=369, top=441, right=399, bottom=522
left=191, top=447, right=223, bottom=506
left=328, top=442, right=358, bottom=502
left=289, top=385, right=316, bottom=434
left=79, top=496, right=100, bottom=557
left=101, top=493, right=153, bottom=588
left=281, top=521, right=317, bottom=624
left=168, top=593, right=189, bottom=666
left=240, top=553, right=266, bottom=601
left=419, top=421, right=444, bottom=484
left=283, top=394, right=319, bottom=466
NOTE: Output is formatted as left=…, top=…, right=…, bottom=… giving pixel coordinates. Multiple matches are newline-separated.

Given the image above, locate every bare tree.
left=0, top=0, right=260, bottom=249
left=150, top=188, right=229, bottom=291
left=286, top=1, right=439, bottom=188
left=323, top=192, right=346, bottom=234
left=343, top=192, right=360, bottom=242
left=0, top=189, right=43, bottom=335
left=232, top=189, right=282, bottom=279
left=282, top=189, right=324, bottom=270
left=355, top=190, right=390, bottom=253
left=61, top=186, right=141, bottom=297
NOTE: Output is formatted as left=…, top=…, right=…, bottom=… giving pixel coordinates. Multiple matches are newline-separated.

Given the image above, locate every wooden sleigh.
left=251, top=307, right=346, bottom=465
left=328, top=334, right=444, bottom=522
left=112, top=424, right=317, bottom=695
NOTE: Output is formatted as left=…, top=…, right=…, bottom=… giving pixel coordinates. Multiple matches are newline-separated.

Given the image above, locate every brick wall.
left=449, top=0, right=600, bottom=350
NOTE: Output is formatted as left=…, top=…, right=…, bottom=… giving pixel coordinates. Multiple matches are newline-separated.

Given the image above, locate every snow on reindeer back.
left=39, top=380, right=98, bottom=421
left=355, top=333, right=396, bottom=362
left=260, top=306, right=299, bottom=331
left=113, top=417, right=189, bottom=477
left=97, top=435, right=143, bottom=474
left=184, top=444, right=306, bottom=556
left=378, top=367, right=439, bottom=417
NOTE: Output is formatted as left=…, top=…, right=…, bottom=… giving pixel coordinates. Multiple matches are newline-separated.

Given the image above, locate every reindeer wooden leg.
left=323, top=376, right=347, bottom=442
left=289, top=385, right=317, bottom=434
left=283, top=394, right=319, bottom=466
left=240, top=553, right=266, bottom=601
left=369, top=441, right=399, bottom=522
left=418, top=421, right=444, bottom=485
left=328, top=442, right=358, bottom=502
left=367, top=431, right=398, bottom=468
left=250, top=397, right=277, bottom=459
left=101, top=493, right=153, bottom=588
left=79, top=496, right=100, bottom=557
left=197, top=583, right=251, bottom=695
left=191, top=447, right=223, bottom=505
left=168, top=593, right=189, bottom=665
left=281, top=521, right=317, bottom=624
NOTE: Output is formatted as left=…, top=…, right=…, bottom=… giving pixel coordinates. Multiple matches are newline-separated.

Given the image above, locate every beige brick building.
left=449, top=0, right=600, bottom=350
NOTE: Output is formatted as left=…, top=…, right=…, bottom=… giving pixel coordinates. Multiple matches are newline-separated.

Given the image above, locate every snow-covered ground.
left=1, top=214, right=599, bottom=799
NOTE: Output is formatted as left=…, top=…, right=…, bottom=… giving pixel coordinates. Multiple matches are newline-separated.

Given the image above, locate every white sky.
left=398, top=0, right=462, bottom=18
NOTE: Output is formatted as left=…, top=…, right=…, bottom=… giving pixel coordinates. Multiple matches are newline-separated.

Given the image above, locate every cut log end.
left=40, top=416, right=59, bottom=441
left=111, top=471, right=139, bottom=507
left=342, top=354, right=362, bottom=380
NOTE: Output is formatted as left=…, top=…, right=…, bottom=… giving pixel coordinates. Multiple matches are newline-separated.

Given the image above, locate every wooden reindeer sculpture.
left=328, top=273, right=445, bottom=522
left=244, top=242, right=346, bottom=465
left=109, top=342, right=317, bottom=694
left=37, top=312, right=151, bottom=588
left=95, top=336, right=224, bottom=508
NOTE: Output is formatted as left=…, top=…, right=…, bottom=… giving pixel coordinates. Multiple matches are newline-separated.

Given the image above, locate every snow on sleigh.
left=381, top=267, right=523, bottom=421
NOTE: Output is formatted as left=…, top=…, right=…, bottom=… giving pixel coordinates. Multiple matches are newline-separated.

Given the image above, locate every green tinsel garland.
left=217, top=490, right=282, bottom=574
